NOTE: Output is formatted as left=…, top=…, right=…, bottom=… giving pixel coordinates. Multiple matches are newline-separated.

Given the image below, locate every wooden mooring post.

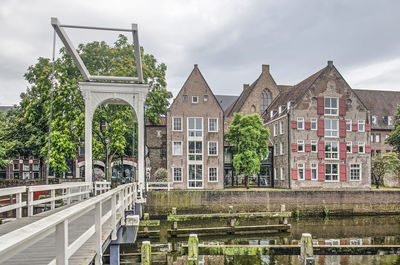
left=300, top=233, right=315, bottom=265
left=188, top=234, right=199, bottom=265
left=141, top=241, right=151, bottom=265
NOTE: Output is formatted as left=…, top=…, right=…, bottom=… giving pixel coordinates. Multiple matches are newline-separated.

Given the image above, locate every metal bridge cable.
left=45, top=29, right=57, bottom=185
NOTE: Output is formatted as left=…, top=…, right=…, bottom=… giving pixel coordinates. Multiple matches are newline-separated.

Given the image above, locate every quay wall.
left=145, top=190, right=400, bottom=216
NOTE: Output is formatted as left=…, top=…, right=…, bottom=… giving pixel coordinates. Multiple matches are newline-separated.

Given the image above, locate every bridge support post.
left=141, top=241, right=151, bottom=265
left=56, top=220, right=68, bottom=265
left=188, top=234, right=199, bottom=265
left=300, top=233, right=314, bottom=265
left=110, top=244, right=120, bottom=265
left=111, top=194, right=117, bottom=240
left=95, top=201, right=103, bottom=265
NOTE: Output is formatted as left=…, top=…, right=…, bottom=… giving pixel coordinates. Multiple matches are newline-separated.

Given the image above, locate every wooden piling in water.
left=141, top=241, right=151, bottom=265
left=188, top=234, right=199, bottom=265
left=300, top=233, right=314, bottom=264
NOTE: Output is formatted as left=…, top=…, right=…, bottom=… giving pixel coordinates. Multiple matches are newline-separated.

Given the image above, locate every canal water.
left=115, top=215, right=400, bottom=264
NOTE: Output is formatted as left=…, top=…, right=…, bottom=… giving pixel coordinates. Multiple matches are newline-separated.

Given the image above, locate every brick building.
left=166, top=65, right=224, bottom=189
left=146, top=117, right=167, bottom=179
left=0, top=155, right=42, bottom=180
left=264, top=61, right=371, bottom=189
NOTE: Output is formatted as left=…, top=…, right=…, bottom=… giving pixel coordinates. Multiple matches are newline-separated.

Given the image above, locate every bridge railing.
left=146, top=181, right=173, bottom=191
left=0, top=183, right=138, bottom=265
left=0, top=186, right=26, bottom=219
left=94, top=181, right=111, bottom=195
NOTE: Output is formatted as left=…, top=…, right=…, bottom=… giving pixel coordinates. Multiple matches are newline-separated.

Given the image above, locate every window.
left=376, top=150, right=381, bottom=154
left=273, top=124, right=277, bottom=136
left=297, top=117, right=304, bottom=130
left=311, top=140, right=317, bottom=152
left=346, top=119, right=352, bottom=131
left=33, top=172, right=39, bottom=179
left=188, top=118, right=202, bottom=137
left=173, top=117, right=182, bottom=131
left=324, top=97, right=338, bottom=115
left=208, top=118, right=218, bottom=132
left=280, top=121, right=284, bottom=134
left=14, top=172, right=19, bottom=179
left=208, top=141, right=218, bottom=156
left=188, top=141, right=202, bottom=161
left=274, top=144, right=277, bottom=156
left=298, top=140, right=304, bottom=152
left=325, top=164, right=339, bottom=181
left=298, top=164, right=305, bottom=180
left=388, top=116, right=393, bottom=126
left=346, top=142, right=352, bottom=153
left=358, top=142, right=365, bottom=154
left=274, top=168, right=278, bottom=180
left=208, top=167, right=218, bottom=182
left=203, top=95, right=208, bottom=102
left=376, top=134, right=381, bottom=143
left=358, top=120, right=365, bottom=132
left=371, top=134, right=374, bottom=143
left=14, top=163, right=19, bottom=170
left=311, top=118, right=317, bottom=130
left=325, top=119, right=338, bottom=137
left=386, top=134, right=389, bottom=140
left=280, top=167, right=285, bottom=180
left=33, top=164, right=39, bottom=171
left=350, top=164, right=361, bottom=181
left=261, top=90, right=272, bottom=112
left=23, top=172, right=29, bottom=179
left=172, top=142, right=182, bottom=155
left=192, top=96, right=198, bottom=103
left=372, top=116, right=377, bottom=125
left=311, top=163, right=317, bottom=180
left=325, top=141, right=339, bottom=159
left=183, top=95, right=188, bottom=102
left=188, top=164, right=202, bottom=188
left=280, top=142, right=284, bottom=155
left=173, top=168, right=182, bottom=182
left=23, top=164, right=29, bottom=171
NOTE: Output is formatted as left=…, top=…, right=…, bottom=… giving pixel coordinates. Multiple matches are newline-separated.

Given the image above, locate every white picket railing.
left=0, top=186, right=27, bottom=219
left=0, top=183, right=138, bottom=265
left=94, top=181, right=111, bottom=195
left=146, top=182, right=172, bottom=191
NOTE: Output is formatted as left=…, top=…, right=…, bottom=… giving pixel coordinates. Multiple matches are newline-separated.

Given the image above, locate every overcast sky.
left=1, top=0, right=399, bottom=105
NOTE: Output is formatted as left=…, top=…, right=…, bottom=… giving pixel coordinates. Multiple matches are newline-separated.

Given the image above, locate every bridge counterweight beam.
left=56, top=219, right=69, bottom=265
left=95, top=201, right=103, bottom=265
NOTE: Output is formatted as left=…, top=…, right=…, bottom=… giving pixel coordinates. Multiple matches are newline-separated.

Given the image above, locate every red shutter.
left=366, top=146, right=371, bottom=153
left=291, top=121, right=298, bottom=129
left=340, top=164, right=347, bottom=181
left=339, top=120, right=346, bottom=138
left=305, top=169, right=311, bottom=180
left=305, top=144, right=311, bottom=152
left=317, top=97, right=324, bottom=115
left=291, top=144, right=298, bottom=152
left=318, top=141, right=325, bottom=159
left=339, top=97, right=346, bottom=116
left=366, top=124, right=371, bottom=131
left=353, top=145, right=358, bottom=153
left=305, top=121, right=311, bottom=130
left=318, top=163, right=325, bottom=182
left=291, top=168, right=298, bottom=180
left=317, top=119, right=324, bottom=136
left=340, top=142, right=347, bottom=160
left=352, top=123, right=358, bottom=132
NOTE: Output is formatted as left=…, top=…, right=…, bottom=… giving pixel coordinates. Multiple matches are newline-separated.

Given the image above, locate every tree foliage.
left=225, top=113, right=270, bottom=188
left=371, top=152, right=400, bottom=188
left=387, top=104, right=400, bottom=152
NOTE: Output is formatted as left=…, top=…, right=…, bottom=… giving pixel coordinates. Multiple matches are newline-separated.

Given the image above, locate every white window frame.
left=358, top=120, right=365, bottom=132
left=297, top=117, right=304, bottom=130
left=172, top=117, right=183, bottom=131
left=350, top=164, right=361, bottom=181
left=346, top=141, right=352, bottom=153
left=372, top=116, right=377, bottom=125
left=208, top=118, right=218, bottom=132
left=280, top=142, right=284, bottom=155
left=311, top=140, right=317, bottom=153
left=280, top=121, right=284, bottom=134
left=346, top=119, right=352, bottom=131
left=298, top=140, right=305, bottom=152
left=274, top=168, right=278, bottom=180
left=376, top=134, right=381, bottom=143
left=298, top=163, right=305, bottom=180
left=208, top=141, right=218, bottom=156
left=371, top=134, right=374, bottom=143
left=274, top=144, right=277, bottom=156
left=203, top=95, right=208, bottom=102
left=208, top=167, right=218, bottom=182
left=311, top=163, right=317, bottom=180
left=325, top=119, right=339, bottom=137
left=273, top=124, right=277, bottom=136
left=188, top=141, right=203, bottom=161
left=23, top=164, right=29, bottom=171
left=311, top=118, right=317, bottom=130
left=33, top=164, right=39, bottom=171
left=325, top=141, right=339, bottom=160
left=172, top=167, right=183, bottom=182
left=187, top=117, right=203, bottom=138
left=192, top=96, right=198, bottom=103
left=388, top=116, right=393, bottom=126
left=187, top=164, right=203, bottom=189
left=325, top=163, right=339, bottom=182
left=172, top=141, right=183, bottom=156
left=23, top=172, right=29, bottom=179
left=280, top=167, right=285, bottom=180
left=358, top=142, right=365, bottom=154
left=324, top=97, right=338, bottom=116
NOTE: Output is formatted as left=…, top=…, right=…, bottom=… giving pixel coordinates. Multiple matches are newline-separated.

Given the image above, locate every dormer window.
left=270, top=110, right=275, bottom=119
left=388, top=116, right=393, bottom=126
left=278, top=106, right=283, bottom=114
left=203, top=95, right=208, bottom=102
left=372, top=116, right=377, bottom=125
left=192, top=96, right=198, bottom=103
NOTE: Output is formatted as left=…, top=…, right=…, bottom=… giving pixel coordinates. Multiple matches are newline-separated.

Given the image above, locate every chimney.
left=194, top=64, right=198, bottom=68
left=262, top=64, right=270, bottom=73
left=243, top=84, right=249, bottom=90
left=327, top=60, right=333, bottom=67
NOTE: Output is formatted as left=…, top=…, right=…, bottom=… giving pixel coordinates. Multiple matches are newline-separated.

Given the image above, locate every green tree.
left=225, top=113, right=270, bottom=189
left=0, top=111, right=11, bottom=168
left=371, top=152, right=400, bottom=188
left=387, top=104, right=400, bottom=152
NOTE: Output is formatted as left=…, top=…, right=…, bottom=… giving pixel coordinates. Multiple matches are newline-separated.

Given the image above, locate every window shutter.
left=339, top=97, right=346, bottom=116
left=340, top=142, right=347, bottom=160
left=318, top=163, right=325, bottom=182
left=366, top=146, right=371, bottom=153
left=339, top=120, right=346, bottom=138
left=305, top=121, right=311, bottom=130
left=305, top=169, right=311, bottom=180
left=291, top=168, right=298, bottom=180
left=353, top=145, right=358, bottom=153
left=340, top=164, right=347, bottom=181
left=317, top=119, right=324, bottom=136
left=318, top=141, right=325, bottom=159
left=366, top=124, right=371, bottom=131
left=291, top=121, right=297, bottom=129
left=317, top=97, right=324, bottom=115
left=291, top=143, right=298, bottom=152
left=305, top=144, right=311, bottom=152
left=352, top=123, right=358, bottom=132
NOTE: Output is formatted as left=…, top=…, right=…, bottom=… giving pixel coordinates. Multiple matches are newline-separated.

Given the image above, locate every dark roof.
left=354, top=89, right=400, bottom=130
left=0, top=106, right=13, bottom=112
left=215, top=95, right=238, bottom=111
left=264, top=67, right=326, bottom=121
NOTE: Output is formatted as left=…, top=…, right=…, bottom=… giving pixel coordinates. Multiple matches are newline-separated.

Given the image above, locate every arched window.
left=261, top=89, right=272, bottom=113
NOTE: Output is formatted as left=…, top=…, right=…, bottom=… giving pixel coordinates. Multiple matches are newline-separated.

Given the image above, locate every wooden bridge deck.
left=0, top=200, right=120, bottom=265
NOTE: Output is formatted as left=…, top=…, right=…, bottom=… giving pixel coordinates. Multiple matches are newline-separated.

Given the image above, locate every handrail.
left=0, top=183, right=138, bottom=265
left=0, top=186, right=26, bottom=219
